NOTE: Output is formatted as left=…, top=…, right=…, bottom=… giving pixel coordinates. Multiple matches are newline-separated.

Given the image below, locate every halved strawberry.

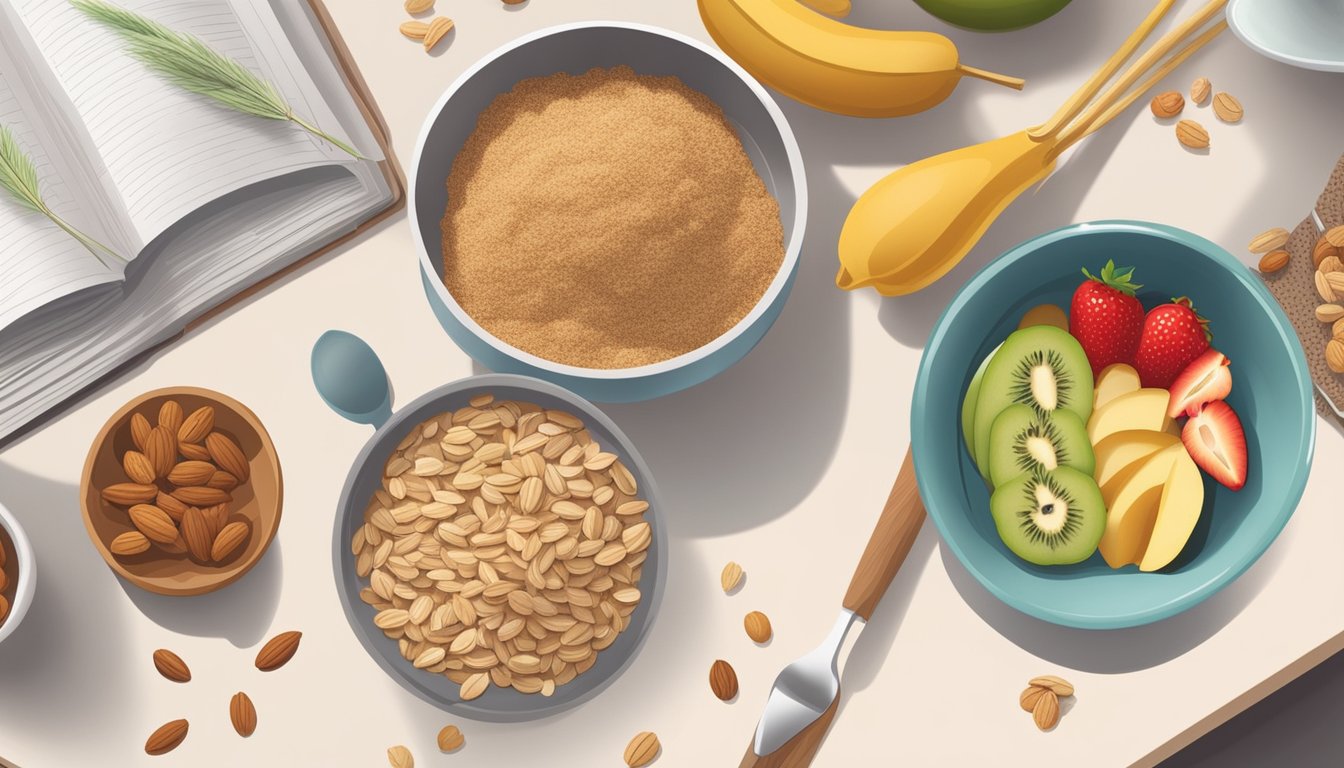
left=1167, top=348, right=1232, bottom=418
left=1182, top=401, right=1247, bottom=491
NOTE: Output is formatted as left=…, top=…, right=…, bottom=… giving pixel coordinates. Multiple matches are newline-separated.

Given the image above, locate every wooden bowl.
left=80, top=387, right=282, bottom=596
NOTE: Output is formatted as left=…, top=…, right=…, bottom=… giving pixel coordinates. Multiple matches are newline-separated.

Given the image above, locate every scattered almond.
left=145, top=719, right=189, bottom=755
left=1176, top=119, right=1209, bottom=150
left=1327, top=226, right=1344, bottom=249
left=423, top=16, right=453, bottom=51
left=255, top=630, right=302, bottom=671
left=720, top=561, right=744, bottom=593
left=1249, top=227, right=1290, bottom=254
left=744, top=611, right=772, bottom=643
left=1212, top=92, right=1243, bottom=123
left=123, top=450, right=157, bottom=484
left=1190, top=76, right=1211, bottom=105
left=1032, top=689, right=1060, bottom=730
left=399, top=20, right=429, bottom=39
left=405, top=0, right=433, bottom=11
left=437, top=724, right=465, bottom=752
left=230, top=692, right=257, bottom=737
left=388, top=745, right=414, bottom=768
left=110, top=531, right=151, bottom=557
left=1328, top=340, right=1344, bottom=374
left=152, top=649, right=191, bottom=682
left=1317, top=304, right=1344, bottom=323
left=1258, top=249, right=1289, bottom=274
left=1149, top=91, right=1184, bottom=119
left=1020, top=685, right=1049, bottom=712
left=709, top=659, right=738, bottom=701
left=624, top=731, right=660, bottom=767
left=1029, top=674, right=1074, bottom=697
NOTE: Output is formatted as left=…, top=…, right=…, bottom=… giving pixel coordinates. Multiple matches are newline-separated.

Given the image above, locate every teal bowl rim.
left=911, top=220, right=1317, bottom=629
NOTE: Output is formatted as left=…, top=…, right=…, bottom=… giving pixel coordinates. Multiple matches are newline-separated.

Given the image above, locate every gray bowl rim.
left=330, top=372, right=668, bottom=720
left=0, top=499, right=36, bottom=644
left=407, top=20, right=808, bottom=380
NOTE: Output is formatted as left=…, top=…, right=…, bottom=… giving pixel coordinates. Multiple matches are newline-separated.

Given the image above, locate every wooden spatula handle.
left=739, top=692, right=840, bottom=768
left=842, top=447, right=926, bottom=620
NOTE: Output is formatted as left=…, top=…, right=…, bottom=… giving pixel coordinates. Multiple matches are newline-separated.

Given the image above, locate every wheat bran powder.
left=441, top=65, right=784, bottom=369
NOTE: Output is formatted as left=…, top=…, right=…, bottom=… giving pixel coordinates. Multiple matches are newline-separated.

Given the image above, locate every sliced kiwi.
left=990, top=467, right=1105, bottom=566
left=987, top=404, right=1094, bottom=487
left=972, top=326, right=1093, bottom=467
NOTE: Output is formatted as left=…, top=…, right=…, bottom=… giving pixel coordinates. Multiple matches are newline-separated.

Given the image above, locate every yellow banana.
left=698, top=0, right=1024, bottom=118
left=799, top=0, right=851, bottom=17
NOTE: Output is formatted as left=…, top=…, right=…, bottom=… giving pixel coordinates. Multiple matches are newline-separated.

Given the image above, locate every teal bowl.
left=912, top=221, right=1315, bottom=629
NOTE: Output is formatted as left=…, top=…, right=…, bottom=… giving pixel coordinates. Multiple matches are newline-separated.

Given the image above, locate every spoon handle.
left=841, top=446, right=927, bottom=621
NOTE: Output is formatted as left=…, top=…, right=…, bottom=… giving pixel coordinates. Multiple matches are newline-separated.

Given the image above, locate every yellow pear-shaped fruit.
left=1098, top=443, right=1182, bottom=568
left=1139, top=449, right=1204, bottom=572
left=1093, top=364, right=1141, bottom=412
left=1087, top=388, right=1174, bottom=445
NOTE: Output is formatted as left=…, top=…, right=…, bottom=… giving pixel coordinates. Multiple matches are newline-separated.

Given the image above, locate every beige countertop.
left=2, top=1, right=1343, bottom=766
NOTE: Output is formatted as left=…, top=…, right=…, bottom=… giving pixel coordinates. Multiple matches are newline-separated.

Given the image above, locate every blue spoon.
left=311, top=330, right=393, bottom=428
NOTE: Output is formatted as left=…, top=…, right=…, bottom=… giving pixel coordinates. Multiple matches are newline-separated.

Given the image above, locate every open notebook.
left=0, top=0, right=401, bottom=443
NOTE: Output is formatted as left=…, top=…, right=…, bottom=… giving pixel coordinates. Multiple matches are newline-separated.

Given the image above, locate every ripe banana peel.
left=698, top=0, right=1024, bottom=118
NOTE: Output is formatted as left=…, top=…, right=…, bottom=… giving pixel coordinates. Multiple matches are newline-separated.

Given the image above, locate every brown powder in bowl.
left=440, top=66, right=785, bottom=369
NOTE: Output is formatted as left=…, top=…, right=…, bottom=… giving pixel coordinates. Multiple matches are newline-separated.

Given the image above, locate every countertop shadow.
left=939, top=525, right=1285, bottom=673
left=120, top=540, right=283, bottom=649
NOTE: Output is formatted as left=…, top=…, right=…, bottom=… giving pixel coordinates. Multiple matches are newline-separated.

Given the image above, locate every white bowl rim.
left=0, top=499, right=36, bottom=643
left=408, top=20, right=808, bottom=380
left=1227, top=0, right=1344, bottom=73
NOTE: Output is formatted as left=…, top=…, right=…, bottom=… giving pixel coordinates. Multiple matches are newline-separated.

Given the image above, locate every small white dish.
left=0, top=500, right=36, bottom=644
left=1229, top=0, right=1344, bottom=73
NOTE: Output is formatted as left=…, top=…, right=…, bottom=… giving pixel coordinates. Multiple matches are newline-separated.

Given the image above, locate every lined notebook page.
left=11, top=0, right=347, bottom=248
left=0, top=67, right=118, bottom=332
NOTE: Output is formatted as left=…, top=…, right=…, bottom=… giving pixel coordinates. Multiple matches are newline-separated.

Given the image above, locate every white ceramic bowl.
left=0, top=500, right=36, bottom=643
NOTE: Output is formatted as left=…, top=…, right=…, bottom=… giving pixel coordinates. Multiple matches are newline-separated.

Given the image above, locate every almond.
left=255, top=630, right=302, bottom=671
left=387, top=745, right=414, bottom=768
left=153, top=649, right=191, bottom=682
left=1321, top=255, right=1344, bottom=274
left=1328, top=340, right=1344, bottom=374
left=624, top=732, right=660, bottom=768
left=145, top=425, right=178, bottom=478
left=1327, top=226, right=1344, bottom=249
left=156, top=491, right=188, bottom=522
left=709, top=659, right=738, bottom=701
left=1249, top=227, right=1290, bottom=254
left=1317, top=304, right=1344, bottom=323
left=1020, top=685, right=1049, bottom=712
left=130, top=504, right=179, bottom=545
left=1334, top=317, right=1344, bottom=337
left=207, top=470, right=239, bottom=491
left=720, top=561, right=743, bottom=593
left=205, top=432, right=249, bottom=482
left=211, top=521, right=250, bottom=562
left=130, top=412, right=152, bottom=451
left=178, top=406, right=215, bottom=444
left=167, top=460, right=216, bottom=487
left=0, top=595, right=7, bottom=623
left=230, top=691, right=257, bottom=737
left=1313, top=270, right=1332, bottom=302
left=399, top=20, right=429, bottom=39
left=110, top=531, right=151, bottom=556
left=179, top=442, right=212, bottom=462
left=1314, top=237, right=1339, bottom=268
left=181, top=507, right=213, bottom=562
left=1258, top=249, right=1289, bottom=273
left=1190, top=76, right=1211, bottom=105
left=743, top=611, right=772, bottom=643
left=145, top=719, right=189, bottom=755
left=122, top=450, right=157, bottom=484
left=1029, top=674, right=1074, bottom=697
left=1176, top=119, right=1209, bottom=150
left=1324, top=271, right=1344, bottom=301
left=436, top=724, right=464, bottom=752
left=158, top=400, right=184, bottom=434
left=1149, top=91, right=1184, bottom=119
left=423, top=16, right=453, bottom=51
left=102, top=482, right=158, bottom=506
left=1212, top=92, right=1243, bottom=123
left=172, top=486, right=231, bottom=507
left=405, top=0, right=433, bottom=12
left=203, top=503, right=230, bottom=539
left=1032, top=689, right=1060, bottom=730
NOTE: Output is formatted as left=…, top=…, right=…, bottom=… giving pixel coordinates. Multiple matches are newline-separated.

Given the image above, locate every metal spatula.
left=740, top=448, right=927, bottom=768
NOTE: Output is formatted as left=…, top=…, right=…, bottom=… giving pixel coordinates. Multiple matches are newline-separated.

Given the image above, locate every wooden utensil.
left=740, top=448, right=926, bottom=767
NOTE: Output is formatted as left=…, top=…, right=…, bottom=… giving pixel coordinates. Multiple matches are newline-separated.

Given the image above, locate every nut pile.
left=1150, top=75, right=1242, bottom=151
left=99, top=401, right=253, bottom=566
left=352, top=395, right=652, bottom=700
left=0, top=526, right=14, bottom=627
left=1019, top=675, right=1075, bottom=731
left=1252, top=224, right=1344, bottom=373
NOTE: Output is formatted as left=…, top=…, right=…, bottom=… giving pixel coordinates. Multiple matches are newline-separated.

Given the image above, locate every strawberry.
left=1134, top=297, right=1211, bottom=389
left=1182, top=401, right=1247, bottom=491
left=1069, top=260, right=1145, bottom=376
left=1166, top=348, right=1232, bottom=418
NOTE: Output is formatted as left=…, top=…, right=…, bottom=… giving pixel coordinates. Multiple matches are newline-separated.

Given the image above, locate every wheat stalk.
left=0, top=123, right=125, bottom=267
left=72, top=0, right=363, bottom=159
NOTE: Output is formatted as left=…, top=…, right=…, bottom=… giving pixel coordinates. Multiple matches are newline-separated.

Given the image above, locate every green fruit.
left=961, top=344, right=997, bottom=469
left=971, top=326, right=1093, bottom=468
left=913, top=0, right=1073, bottom=32
left=990, top=467, right=1105, bottom=566
left=987, top=404, right=1094, bottom=488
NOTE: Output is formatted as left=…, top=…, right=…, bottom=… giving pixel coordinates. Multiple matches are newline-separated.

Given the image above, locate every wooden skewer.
left=1059, top=0, right=1229, bottom=145
left=1028, top=0, right=1178, bottom=140
left=1069, top=20, right=1228, bottom=146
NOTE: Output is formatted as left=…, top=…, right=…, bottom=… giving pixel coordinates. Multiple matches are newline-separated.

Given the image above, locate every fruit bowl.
left=912, top=221, right=1315, bottom=629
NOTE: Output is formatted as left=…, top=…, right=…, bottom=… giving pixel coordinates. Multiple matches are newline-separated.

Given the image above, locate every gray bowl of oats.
left=312, top=330, right=666, bottom=721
